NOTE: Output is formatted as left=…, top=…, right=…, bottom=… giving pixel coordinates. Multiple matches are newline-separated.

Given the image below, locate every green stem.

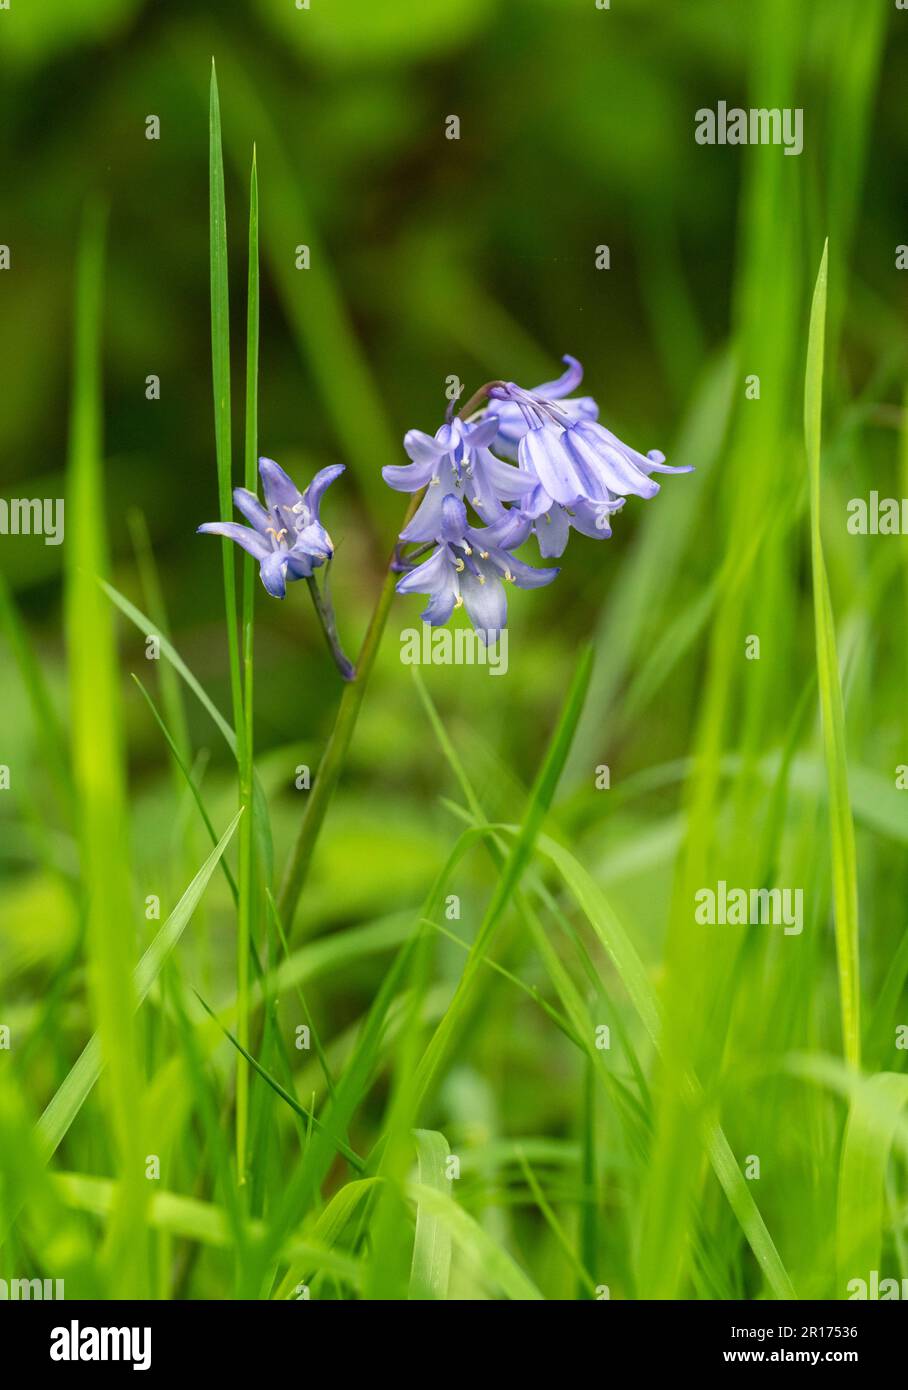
left=449, top=379, right=506, bottom=422
left=306, top=571, right=355, bottom=682
left=276, top=384, right=494, bottom=939
left=277, top=494, right=418, bottom=938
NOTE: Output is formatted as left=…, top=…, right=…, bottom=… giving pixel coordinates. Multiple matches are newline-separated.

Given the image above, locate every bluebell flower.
left=519, top=482, right=626, bottom=559
left=384, top=353, right=692, bottom=636
left=395, top=496, right=558, bottom=643
left=482, top=357, right=692, bottom=555
left=199, top=456, right=344, bottom=599
left=382, top=415, right=533, bottom=542
left=489, top=355, right=599, bottom=459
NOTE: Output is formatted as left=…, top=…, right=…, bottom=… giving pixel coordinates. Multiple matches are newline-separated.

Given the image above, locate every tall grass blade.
left=836, top=1073, right=908, bottom=1295
left=805, top=240, right=861, bottom=1068
left=36, top=810, right=242, bottom=1161
left=408, top=1129, right=452, bottom=1300
left=63, top=202, right=146, bottom=1291
left=209, top=59, right=243, bottom=747
left=236, top=145, right=260, bottom=1182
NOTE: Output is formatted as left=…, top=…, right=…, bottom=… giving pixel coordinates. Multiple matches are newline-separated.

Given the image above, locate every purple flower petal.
left=501, top=553, right=560, bottom=590
left=382, top=454, right=439, bottom=493
left=400, top=478, right=464, bottom=544
left=259, top=457, right=303, bottom=511
left=303, top=463, right=345, bottom=517
left=471, top=448, right=537, bottom=503
left=535, top=505, right=571, bottom=558
left=520, top=481, right=555, bottom=520
left=403, top=429, right=450, bottom=466
left=519, top=424, right=583, bottom=506
left=532, top=353, right=585, bottom=399
left=198, top=521, right=271, bottom=561
left=460, top=567, right=507, bottom=644
left=232, top=487, right=271, bottom=533
left=440, top=494, right=468, bottom=543
left=565, top=422, right=660, bottom=499
left=260, top=550, right=289, bottom=598
left=463, top=415, right=500, bottom=450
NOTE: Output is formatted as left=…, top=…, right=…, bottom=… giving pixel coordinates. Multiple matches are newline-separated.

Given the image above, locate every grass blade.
left=406, top=1182, right=543, bottom=1301
left=408, top=1129, right=453, bottom=1300
left=414, top=645, right=593, bottom=1106
left=209, top=59, right=243, bottom=748
left=836, top=1073, right=908, bottom=1295
left=63, top=202, right=146, bottom=1290
left=36, top=810, right=242, bottom=1160
left=236, top=145, right=260, bottom=1181
left=805, top=240, right=861, bottom=1068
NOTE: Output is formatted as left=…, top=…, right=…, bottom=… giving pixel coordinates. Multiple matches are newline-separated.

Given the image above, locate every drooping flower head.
left=386, top=352, right=693, bottom=637
left=489, top=355, right=599, bottom=459
left=199, top=457, right=344, bottom=598
left=488, top=355, right=693, bottom=557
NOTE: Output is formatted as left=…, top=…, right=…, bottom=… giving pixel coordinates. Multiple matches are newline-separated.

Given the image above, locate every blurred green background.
left=2, top=0, right=908, bottom=1301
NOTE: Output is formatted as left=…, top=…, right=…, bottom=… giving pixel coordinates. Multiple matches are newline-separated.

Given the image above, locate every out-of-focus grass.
left=63, top=204, right=148, bottom=1296
left=1, top=0, right=907, bottom=1302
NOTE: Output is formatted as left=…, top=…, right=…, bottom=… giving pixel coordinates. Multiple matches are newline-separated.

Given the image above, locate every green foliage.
left=1, top=0, right=906, bottom=1302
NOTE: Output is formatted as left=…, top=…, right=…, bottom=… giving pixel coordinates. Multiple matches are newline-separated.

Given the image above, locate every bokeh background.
left=1, top=0, right=907, bottom=1301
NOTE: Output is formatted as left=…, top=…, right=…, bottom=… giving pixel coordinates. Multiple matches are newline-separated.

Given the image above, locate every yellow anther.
left=454, top=594, right=464, bottom=608
left=430, top=476, right=441, bottom=486
left=463, top=543, right=473, bottom=555
left=266, top=526, right=288, bottom=543
left=479, top=549, right=489, bottom=560
left=504, top=569, right=514, bottom=582
left=454, top=558, right=465, bottom=572
left=478, top=575, right=486, bottom=585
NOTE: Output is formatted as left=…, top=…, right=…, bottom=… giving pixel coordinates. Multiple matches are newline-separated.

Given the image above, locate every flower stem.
left=306, top=569, right=356, bottom=682
left=277, top=385, right=486, bottom=939
left=446, top=379, right=506, bottom=423
left=277, top=494, right=419, bottom=937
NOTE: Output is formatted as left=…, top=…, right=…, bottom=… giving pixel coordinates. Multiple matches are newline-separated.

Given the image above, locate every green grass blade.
left=0, top=570, right=73, bottom=807
left=408, top=1129, right=453, bottom=1300
left=414, top=645, right=594, bottom=1105
left=132, top=673, right=239, bottom=901
left=53, top=1173, right=361, bottom=1287
left=63, top=202, right=145, bottom=1290
left=406, top=1182, right=544, bottom=1300
left=101, top=578, right=236, bottom=748
left=126, top=508, right=192, bottom=771
left=836, top=1073, right=908, bottom=1295
left=209, top=59, right=243, bottom=750
left=192, top=990, right=366, bottom=1173
left=236, top=145, right=260, bottom=1182
left=36, top=809, right=242, bottom=1161
left=805, top=240, right=861, bottom=1068
left=273, top=1178, right=380, bottom=1300
left=518, top=1147, right=598, bottom=1297
left=531, top=834, right=796, bottom=1299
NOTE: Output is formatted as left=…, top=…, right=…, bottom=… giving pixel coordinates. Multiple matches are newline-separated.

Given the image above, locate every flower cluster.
left=198, top=456, right=344, bottom=599
left=385, top=356, right=692, bottom=642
